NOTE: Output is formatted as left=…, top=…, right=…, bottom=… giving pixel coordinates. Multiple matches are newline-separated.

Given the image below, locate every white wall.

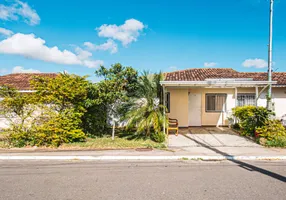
left=0, top=118, right=10, bottom=129
left=273, top=88, right=286, bottom=118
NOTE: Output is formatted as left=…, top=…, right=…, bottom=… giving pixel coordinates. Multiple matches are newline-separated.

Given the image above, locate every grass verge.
left=59, top=137, right=166, bottom=150
left=0, top=141, right=7, bottom=148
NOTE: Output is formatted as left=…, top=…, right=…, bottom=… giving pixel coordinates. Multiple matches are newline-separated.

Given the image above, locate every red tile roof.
left=0, top=73, right=58, bottom=90
left=164, top=68, right=286, bottom=85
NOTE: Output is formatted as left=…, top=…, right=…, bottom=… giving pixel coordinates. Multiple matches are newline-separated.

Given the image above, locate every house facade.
left=161, top=68, right=286, bottom=127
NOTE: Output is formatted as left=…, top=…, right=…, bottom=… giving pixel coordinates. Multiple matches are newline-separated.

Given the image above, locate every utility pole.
left=267, top=0, right=274, bottom=110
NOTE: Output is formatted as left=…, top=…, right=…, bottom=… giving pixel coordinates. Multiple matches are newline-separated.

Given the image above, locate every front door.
left=188, top=93, right=202, bottom=126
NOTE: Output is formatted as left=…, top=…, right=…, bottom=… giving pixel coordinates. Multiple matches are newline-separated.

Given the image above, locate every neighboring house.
left=0, top=73, right=58, bottom=129
left=160, top=68, right=286, bottom=127
left=0, top=73, right=57, bottom=92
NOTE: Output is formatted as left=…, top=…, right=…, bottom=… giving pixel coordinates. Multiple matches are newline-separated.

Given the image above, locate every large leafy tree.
left=31, top=73, right=89, bottom=113
left=0, top=74, right=89, bottom=147
left=83, top=63, right=139, bottom=136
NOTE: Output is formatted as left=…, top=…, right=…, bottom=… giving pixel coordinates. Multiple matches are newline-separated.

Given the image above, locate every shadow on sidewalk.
left=182, top=134, right=286, bottom=183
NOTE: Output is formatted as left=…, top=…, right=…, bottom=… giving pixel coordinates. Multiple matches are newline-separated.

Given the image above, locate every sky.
left=0, top=0, right=285, bottom=79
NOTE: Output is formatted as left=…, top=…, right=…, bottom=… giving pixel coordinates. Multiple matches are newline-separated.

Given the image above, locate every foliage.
left=4, top=102, right=86, bottom=148
left=232, top=105, right=274, bottom=136
left=124, top=71, right=167, bottom=137
left=151, top=131, right=166, bottom=143
left=31, top=73, right=89, bottom=112
left=0, top=64, right=166, bottom=147
left=231, top=123, right=240, bottom=130
left=94, top=63, right=139, bottom=102
left=0, top=86, right=38, bottom=134
left=1, top=74, right=88, bottom=147
left=83, top=63, right=139, bottom=136
left=255, top=120, right=286, bottom=147
left=264, top=136, right=286, bottom=147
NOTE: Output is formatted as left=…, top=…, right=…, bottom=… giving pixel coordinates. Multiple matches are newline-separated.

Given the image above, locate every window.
left=206, top=94, right=227, bottom=112
left=237, top=93, right=256, bottom=106
left=166, top=92, right=170, bottom=113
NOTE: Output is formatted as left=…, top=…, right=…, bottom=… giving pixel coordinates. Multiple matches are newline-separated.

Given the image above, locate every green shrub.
left=7, top=108, right=86, bottom=147
left=265, top=136, right=286, bottom=147
left=256, top=120, right=286, bottom=147
left=232, top=106, right=274, bottom=136
left=151, top=132, right=166, bottom=143
left=231, top=123, right=240, bottom=130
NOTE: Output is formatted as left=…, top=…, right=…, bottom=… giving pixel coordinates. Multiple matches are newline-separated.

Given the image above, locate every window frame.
left=237, top=93, right=256, bottom=107
left=166, top=92, right=170, bottom=113
left=205, top=93, right=227, bottom=113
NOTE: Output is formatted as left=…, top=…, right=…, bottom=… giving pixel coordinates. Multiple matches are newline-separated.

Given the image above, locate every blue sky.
left=0, top=0, right=285, bottom=79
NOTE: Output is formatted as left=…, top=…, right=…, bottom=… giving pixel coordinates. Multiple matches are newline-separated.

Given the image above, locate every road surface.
left=0, top=160, right=285, bottom=200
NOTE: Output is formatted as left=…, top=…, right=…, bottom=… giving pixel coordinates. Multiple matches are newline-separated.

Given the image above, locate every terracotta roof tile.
left=0, top=73, right=58, bottom=90
left=164, top=68, right=286, bottom=85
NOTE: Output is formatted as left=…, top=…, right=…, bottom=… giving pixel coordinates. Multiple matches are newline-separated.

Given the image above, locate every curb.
left=0, top=155, right=286, bottom=161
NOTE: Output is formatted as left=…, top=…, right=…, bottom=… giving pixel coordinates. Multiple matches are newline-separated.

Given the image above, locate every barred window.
left=206, top=94, right=227, bottom=112
left=237, top=93, right=256, bottom=106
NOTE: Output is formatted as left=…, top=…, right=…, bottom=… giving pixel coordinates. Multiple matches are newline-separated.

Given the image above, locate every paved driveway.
left=168, top=127, right=260, bottom=148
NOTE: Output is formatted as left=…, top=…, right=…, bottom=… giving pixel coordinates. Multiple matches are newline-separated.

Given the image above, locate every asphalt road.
left=0, top=160, right=285, bottom=200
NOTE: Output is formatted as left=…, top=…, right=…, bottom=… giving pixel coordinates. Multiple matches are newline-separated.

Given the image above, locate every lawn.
left=59, top=137, right=166, bottom=150
left=0, top=130, right=167, bottom=150
left=0, top=141, right=7, bottom=148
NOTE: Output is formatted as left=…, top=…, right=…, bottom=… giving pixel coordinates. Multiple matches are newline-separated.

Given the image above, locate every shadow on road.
left=182, top=134, right=286, bottom=183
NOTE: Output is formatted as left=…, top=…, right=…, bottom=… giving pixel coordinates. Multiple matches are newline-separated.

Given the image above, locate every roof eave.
left=160, top=80, right=277, bottom=87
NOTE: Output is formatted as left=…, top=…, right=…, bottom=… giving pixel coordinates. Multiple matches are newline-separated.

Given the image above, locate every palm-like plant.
left=124, top=71, right=167, bottom=136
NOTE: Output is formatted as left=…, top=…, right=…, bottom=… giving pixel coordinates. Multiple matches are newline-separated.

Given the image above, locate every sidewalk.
left=0, top=146, right=285, bottom=161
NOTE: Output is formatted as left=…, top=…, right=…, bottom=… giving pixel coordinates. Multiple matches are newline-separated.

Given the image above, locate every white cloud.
left=0, top=33, right=103, bottom=68
left=84, top=42, right=95, bottom=50
left=0, top=0, right=40, bottom=25
left=12, top=66, right=40, bottom=73
left=204, top=62, right=218, bottom=67
left=95, top=39, right=118, bottom=54
left=84, top=39, right=118, bottom=54
left=0, top=27, right=13, bottom=36
left=82, top=60, right=104, bottom=68
left=75, top=47, right=92, bottom=60
left=242, top=58, right=267, bottom=68
left=97, top=19, right=145, bottom=46
left=0, top=4, right=13, bottom=21
left=169, top=66, right=178, bottom=71
left=0, top=68, right=7, bottom=73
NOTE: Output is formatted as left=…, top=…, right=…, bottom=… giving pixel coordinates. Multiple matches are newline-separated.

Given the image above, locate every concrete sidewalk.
left=0, top=146, right=285, bottom=161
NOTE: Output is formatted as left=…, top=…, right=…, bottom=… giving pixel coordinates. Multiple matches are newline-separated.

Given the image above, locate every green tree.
left=0, top=86, right=37, bottom=133
left=0, top=74, right=88, bottom=147
left=124, top=71, right=167, bottom=140
left=31, top=73, right=89, bottom=113
left=82, top=63, right=139, bottom=137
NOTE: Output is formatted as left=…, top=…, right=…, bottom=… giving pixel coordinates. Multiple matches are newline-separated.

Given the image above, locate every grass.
left=59, top=136, right=166, bottom=150
left=264, top=136, right=286, bottom=148
left=0, top=131, right=8, bottom=148
left=0, top=141, right=7, bottom=148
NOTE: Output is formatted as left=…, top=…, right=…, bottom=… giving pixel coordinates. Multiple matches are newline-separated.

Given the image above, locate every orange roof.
left=164, top=68, right=286, bottom=85
left=0, top=73, right=58, bottom=90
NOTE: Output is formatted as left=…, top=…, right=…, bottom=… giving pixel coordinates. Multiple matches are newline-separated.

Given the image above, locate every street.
left=0, top=160, right=285, bottom=200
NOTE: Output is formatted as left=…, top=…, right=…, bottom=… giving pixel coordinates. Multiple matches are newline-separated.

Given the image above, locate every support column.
left=255, top=86, right=259, bottom=106
left=163, top=85, right=166, bottom=135
left=234, top=87, right=238, bottom=107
